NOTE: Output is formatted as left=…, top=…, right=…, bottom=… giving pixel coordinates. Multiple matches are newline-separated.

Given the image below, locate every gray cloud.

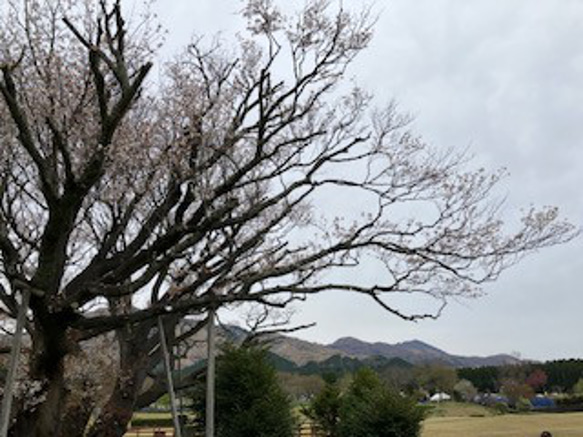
left=153, top=0, right=582, bottom=361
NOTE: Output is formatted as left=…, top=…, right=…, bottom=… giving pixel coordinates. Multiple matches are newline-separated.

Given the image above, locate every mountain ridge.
left=273, top=334, right=521, bottom=368
left=164, top=323, right=522, bottom=369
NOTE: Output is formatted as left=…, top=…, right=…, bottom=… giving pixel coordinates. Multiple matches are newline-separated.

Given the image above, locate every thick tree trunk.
left=9, top=310, right=77, bottom=437
left=86, top=356, right=149, bottom=437
left=86, top=380, right=140, bottom=437
left=87, top=324, right=152, bottom=437
left=9, top=351, right=68, bottom=436
left=58, top=394, right=96, bottom=437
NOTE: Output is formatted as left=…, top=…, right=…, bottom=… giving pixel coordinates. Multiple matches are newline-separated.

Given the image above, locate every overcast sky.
left=148, top=0, right=583, bottom=362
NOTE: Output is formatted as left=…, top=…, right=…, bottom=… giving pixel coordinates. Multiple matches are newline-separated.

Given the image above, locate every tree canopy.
left=307, top=368, right=425, bottom=437
left=192, top=344, right=295, bottom=437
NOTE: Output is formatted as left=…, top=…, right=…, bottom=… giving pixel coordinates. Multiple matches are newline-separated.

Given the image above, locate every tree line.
left=459, top=359, right=583, bottom=394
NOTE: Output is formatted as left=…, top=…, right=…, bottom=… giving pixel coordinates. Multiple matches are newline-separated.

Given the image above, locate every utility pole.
left=158, top=317, right=183, bottom=437
left=205, top=306, right=216, bottom=437
left=0, top=289, right=31, bottom=437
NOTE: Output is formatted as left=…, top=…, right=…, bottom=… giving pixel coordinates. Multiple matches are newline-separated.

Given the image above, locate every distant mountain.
left=174, top=323, right=346, bottom=366
left=262, top=350, right=413, bottom=375
left=268, top=334, right=345, bottom=366
left=166, top=322, right=520, bottom=369
left=328, top=336, right=520, bottom=368
left=296, top=354, right=413, bottom=375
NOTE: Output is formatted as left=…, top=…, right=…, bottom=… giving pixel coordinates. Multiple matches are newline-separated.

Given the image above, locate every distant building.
left=429, top=392, right=452, bottom=402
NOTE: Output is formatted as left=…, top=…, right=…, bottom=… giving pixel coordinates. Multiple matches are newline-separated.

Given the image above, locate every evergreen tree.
left=304, top=373, right=342, bottom=436
left=307, top=368, right=425, bottom=437
left=193, top=344, right=295, bottom=437
left=339, top=368, right=425, bottom=437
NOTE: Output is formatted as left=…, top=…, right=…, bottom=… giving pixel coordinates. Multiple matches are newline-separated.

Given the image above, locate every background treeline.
left=268, top=352, right=413, bottom=375
left=268, top=352, right=583, bottom=395
left=458, top=359, right=583, bottom=393
left=266, top=354, right=583, bottom=402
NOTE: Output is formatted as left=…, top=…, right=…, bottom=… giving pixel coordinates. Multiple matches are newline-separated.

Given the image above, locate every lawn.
left=425, top=401, right=494, bottom=418
left=125, top=404, right=583, bottom=437
left=131, top=412, right=173, bottom=421
left=124, top=428, right=175, bottom=437
left=124, top=412, right=174, bottom=437
left=423, top=411, right=583, bottom=437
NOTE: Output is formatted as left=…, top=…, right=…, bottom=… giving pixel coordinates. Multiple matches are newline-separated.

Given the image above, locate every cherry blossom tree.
left=0, top=0, right=576, bottom=435
left=526, top=368, right=548, bottom=393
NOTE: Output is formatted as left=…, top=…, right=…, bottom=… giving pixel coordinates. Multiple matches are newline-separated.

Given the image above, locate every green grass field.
left=425, top=401, right=495, bottom=418
left=124, top=412, right=173, bottom=437
left=124, top=428, right=174, bottom=437
left=423, top=409, right=583, bottom=437
left=125, top=404, right=583, bottom=437
left=131, top=412, right=173, bottom=421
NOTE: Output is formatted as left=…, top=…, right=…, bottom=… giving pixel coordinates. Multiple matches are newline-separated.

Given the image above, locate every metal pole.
left=158, top=317, right=183, bottom=437
left=0, top=289, right=31, bottom=437
left=205, top=307, right=216, bottom=437
left=178, top=326, right=183, bottom=414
